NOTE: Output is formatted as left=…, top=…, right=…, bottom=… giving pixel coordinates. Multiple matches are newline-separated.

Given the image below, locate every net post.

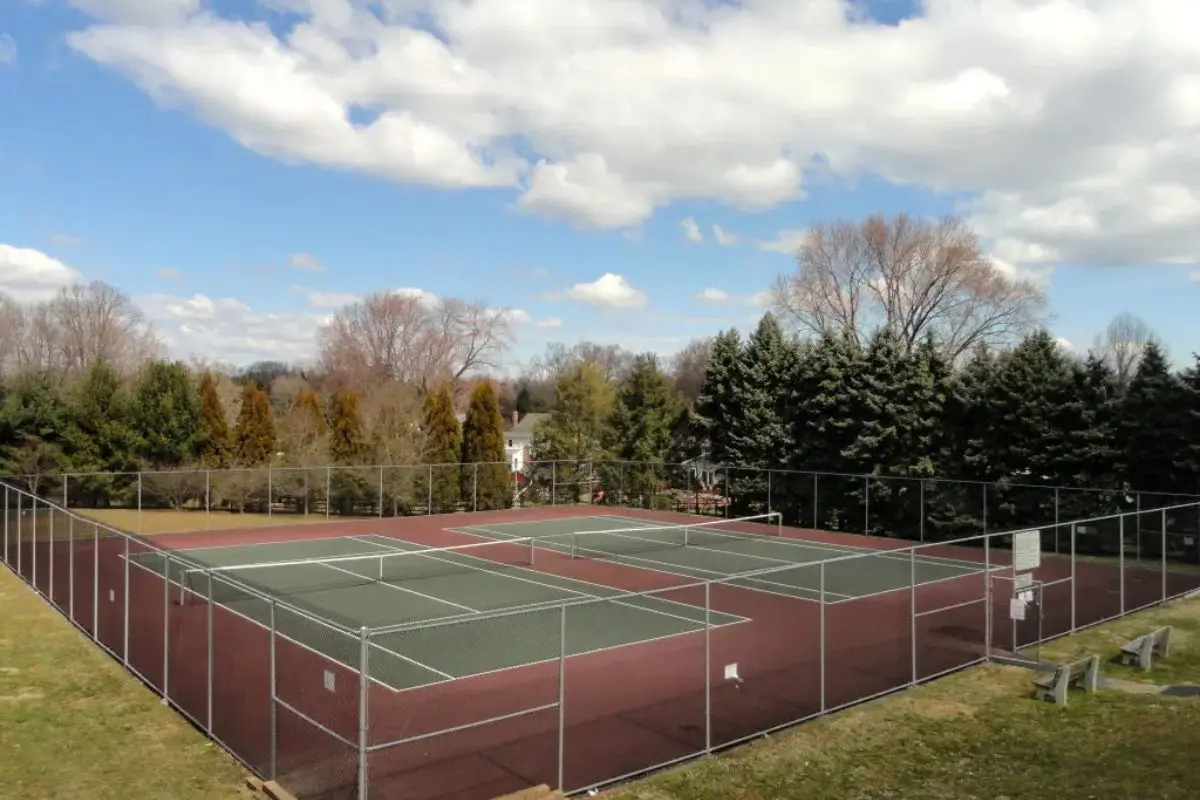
left=15, top=491, right=21, bottom=578
left=357, top=626, right=369, bottom=800
left=473, top=463, right=479, bottom=513
left=551, top=461, right=557, bottom=506
left=557, top=603, right=567, bottom=791
left=163, top=554, right=171, bottom=700
left=205, top=469, right=212, bottom=530
left=704, top=580, right=712, bottom=754
left=269, top=597, right=278, bottom=780
left=909, top=547, right=917, bottom=685
left=32, top=497, right=37, bottom=593
left=68, top=511, right=75, bottom=622
left=812, top=474, right=819, bottom=529
left=527, top=534, right=535, bottom=568
left=267, top=467, right=273, bottom=519
left=123, top=534, right=130, bottom=666
left=137, top=472, right=143, bottom=535
left=1070, top=518, right=1077, bottom=632
left=864, top=475, right=870, bottom=534
left=207, top=571, right=214, bottom=733
left=767, top=469, right=772, bottom=516
left=326, top=467, right=331, bottom=519
left=919, top=480, right=925, bottom=543
left=776, top=511, right=782, bottom=536
left=63, top=473, right=68, bottom=507
left=818, top=562, right=826, bottom=713
left=427, top=465, right=432, bottom=513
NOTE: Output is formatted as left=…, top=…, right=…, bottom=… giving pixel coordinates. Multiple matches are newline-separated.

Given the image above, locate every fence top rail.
left=5, top=462, right=1198, bottom=501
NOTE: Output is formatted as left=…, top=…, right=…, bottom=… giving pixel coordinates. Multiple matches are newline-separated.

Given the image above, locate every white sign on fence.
left=1009, top=598, right=1027, bottom=621
left=1014, top=572, right=1033, bottom=591
left=1012, top=530, right=1042, bottom=573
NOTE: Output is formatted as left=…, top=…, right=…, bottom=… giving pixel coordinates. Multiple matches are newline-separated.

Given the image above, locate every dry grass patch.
left=0, top=566, right=252, bottom=799
left=75, top=508, right=373, bottom=536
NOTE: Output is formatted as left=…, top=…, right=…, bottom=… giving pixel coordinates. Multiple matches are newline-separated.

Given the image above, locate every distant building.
left=504, top=411, right=551, bottom=472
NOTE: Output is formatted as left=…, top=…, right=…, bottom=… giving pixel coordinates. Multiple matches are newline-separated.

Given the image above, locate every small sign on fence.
left=1009, top=597, right=1027, bottom=621
left=1012, top=530, right=1042, bottom=573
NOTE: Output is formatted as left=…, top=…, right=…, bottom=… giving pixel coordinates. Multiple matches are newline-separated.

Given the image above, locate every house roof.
left=508, top=412, right=551, bottom=436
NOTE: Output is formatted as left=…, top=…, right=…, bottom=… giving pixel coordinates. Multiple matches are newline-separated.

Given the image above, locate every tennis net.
left=555, top=512, right=782, bottom=561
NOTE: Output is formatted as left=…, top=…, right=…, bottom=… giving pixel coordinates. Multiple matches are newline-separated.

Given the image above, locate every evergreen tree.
left=62, top=364, right=141, bottom=505
left=327, top=389, right=368, bottom=464
left=694, top=329, right=744, bottom=466
left=605, top=354, right=681, bottom=507
left=515, top=385, right=534, bottom=415
left=530, top=361, right=614, bottom=503
left=1053, top=353, right=1122, bottom=519
left=196, top=372, right=230, bottom=468
left=133, top=360, right=200, bottom=468
left=0, top=372, right=69, bottom=495
left=1118, top=341, right=1188, bottom=493
left=461, top=381, right=510, bottom=510
left=421, top=384, right=462, bottom=512
left=790, top=331, right=864, bottom=472
left=232, top=383, right=276, bottom=466
left=1177, top=355, right=1200, bottom=494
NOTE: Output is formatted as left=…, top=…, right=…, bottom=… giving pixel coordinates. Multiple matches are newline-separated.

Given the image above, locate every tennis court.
left=126, top=513, right=995, bottom=695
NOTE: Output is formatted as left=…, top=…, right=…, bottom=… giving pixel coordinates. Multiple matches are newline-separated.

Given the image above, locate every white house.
left=504, top=411, right=550, bottom=473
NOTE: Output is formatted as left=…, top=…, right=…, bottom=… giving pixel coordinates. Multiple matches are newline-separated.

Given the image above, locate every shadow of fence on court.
left=3, top=477, right=1200, bottom=799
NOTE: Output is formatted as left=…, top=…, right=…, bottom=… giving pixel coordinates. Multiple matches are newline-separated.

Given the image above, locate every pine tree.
left=421, top=384, right=462, bottom=512
left=133, top=360, right=200, bottom=468
left=62, top=364, right=141, bottom=505
left=1052, top=354, right=1121, bottom=519
left=232, top=383, right=276, bottom=467
left=327, top=389, right=368, bottom=464
left=1118, top=341, right=1188, bottom=493
left=694, top=329, right=744, bottom=467
left=461, top=381, right=510, bottom=510
left=0, top=371, right=69, bottom=495
left=606, top=354, right=681, bottom=507
left=530, top=361, right=614, bottom=503
left=196, top=372, right=230, bottom=468
left=1177, top=354, right=1200, bottom=494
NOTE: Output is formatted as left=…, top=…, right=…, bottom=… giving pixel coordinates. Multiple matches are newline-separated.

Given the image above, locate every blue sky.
left=2, top=0, right=1198, bottom=371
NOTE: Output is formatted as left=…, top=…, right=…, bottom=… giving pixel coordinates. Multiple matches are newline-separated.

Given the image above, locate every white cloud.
left=288, top=252, right=323, bottom=272
left=1188, top=270, right=1200, bottom=283
left=694, top=287, right=729, bottom=303
left=713, top=225, right=739, bottom=246
left=758, top=228, right=808, bottom=255
left=1055, top=336, right=1074, bottom=352
left=564, top=273, right=648, bottom=310
left=306, top=290, right=359, bottom=309
left=156, top=267, right=182, bottom=280
left=0, top=34, right=16, bottom=66
left=746, top=290, right=773, bottom=308
left=536, top=317, right=564, bottom=329
left=681, top=217, right=703, bottom=243
left=0, top=244, right=80, bottom=302
left=393, top=287, right=438, bottom=306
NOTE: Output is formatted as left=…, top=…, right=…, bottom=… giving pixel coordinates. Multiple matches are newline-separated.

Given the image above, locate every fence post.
left=818, top=562, right=826, bottom=712
left=704, top=581, right=712, bottom=754
left=68, top=512, right=74, bottom=621
left=909, top=547, right=917, bottom=685
left=267, top=467, right=273, bottom=518
left=92, top=523, right=99, bottom=638
left=269, top=597, right=278, bottom=780
left=767, top=470, right=773, bottom=516
left=812, top=474, right=819, bottom=530
left=32, top=497, right=38, bottom=593
left=551, top=462, right=557, bottom=506
left=1054, top=488, right=1060, bottom=553
left=326, top=467, right=332, bottom=519
left=864, top=476, right=870, bottom=534
left=62, top=473, right=68, bottom=507
left=358, top=627, right=369, bottom=800
left=723, top=469, right=730, bottom=519
left=208, top=572, right=215, bottom=734
left=123, top=535, right=131, bottom=666
left=1161, top=508, right=1168, bottom=602
left=137, top=473, right=143, bottom=535
left=16, top=492, right=21, bottom=578
left=982, top=484, right=988, bottom=534
left=163, top=554, right=172, bottom=700
left=473, top=463, right=479, bottom=513
left=919, top=480, right=925, bottom=543
left=558, top=603, right=567, bottom=791
left=1119, top=513, right=1126, bottom=615
left=1135, top=493, right=1142, bottom=560
left=427, top=465, right=433, bottom=514
left=48, top=505, right=55, bottom=603
left=1070, top=516, right=1077, bottom=631
left=378, top=466, right=384, bottom=518
left=304, top=470, right=310, bottom=516
left=983, top=532, right=991, bottom=659
left=3, top=487, right=7, bottom=568
left=205, top=469, right=212, bottom=530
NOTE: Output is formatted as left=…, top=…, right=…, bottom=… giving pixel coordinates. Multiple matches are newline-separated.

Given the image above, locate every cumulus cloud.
left=758, top=228, right=808, bottom=255
left=289, top=252, right=323, bottom=272
left=563, top=273, right=648, bottom=310
left=681, top=217, right=703, bottom=243
left=0, top=34, right=16, bottom=66
left=713, top=225, right=739, bottom=246
left=0, top=244, right=81, bottom=301
left=694, top=287, right=729, bottom=303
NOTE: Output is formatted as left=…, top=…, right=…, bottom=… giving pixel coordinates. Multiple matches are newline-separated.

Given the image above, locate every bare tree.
left=47, top=281, right=160, bottom=377
left=0, top=293, right=24, bottom=381
left=771, top=214, right=1046, bottom=361
left=316, top=292, right=513, bottom=392
left=669, top=337, right=712, bottom=403
left=1094, top=312, right=1157, bottom=390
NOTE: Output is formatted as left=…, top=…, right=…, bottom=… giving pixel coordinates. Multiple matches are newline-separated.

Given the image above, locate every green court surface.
left=449, top=513, right=995, bottom=603
left=127, top=530, right=748, bottom=692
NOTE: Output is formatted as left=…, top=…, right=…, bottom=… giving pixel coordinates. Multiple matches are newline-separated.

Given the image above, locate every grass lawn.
left=0, top=566, right=252, bottom=799
left=75, top=508, right=373, bottom=536
left=605, top=595, right=1200, bottom=800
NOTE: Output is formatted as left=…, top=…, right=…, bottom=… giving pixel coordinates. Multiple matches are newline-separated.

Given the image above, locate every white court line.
left=155, top=533, right=373, bottom=556
left=349, top=534, right=751, bottom=629
left=439, top=528, right=850, bottom=604
left=314, top=561, right=479, bottom=614
left=125, top=553, right=452, bottom=692
left=595, top=513, right=990, bottom=572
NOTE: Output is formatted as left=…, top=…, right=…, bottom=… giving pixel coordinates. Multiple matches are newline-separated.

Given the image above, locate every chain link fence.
left=3, top=478, right=1200, bottom=798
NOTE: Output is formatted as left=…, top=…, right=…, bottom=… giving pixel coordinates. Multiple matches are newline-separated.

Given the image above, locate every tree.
left=316, top=291, right=514, bottom=391
left=460, top=381, right=510, bottom=510
left=770, top=213, right=1046, bottom=361
left=62, top=363, right=141, bottom=505
left=1178, top=355, right=1200, bottom=494
left=694, top=329, right=744, bottom=466
left=530, top=361, right=615, bottom=502
left=606, top=354, right=681, bottom=506
left=232, top=383, right=275, bottom=467
left=133, top=360, right=200, bottom=468
left=327, top=389, right=368, bottom=465
left=277, top=387, right=327, bottom=465
left=1117, top=341, right=1188, bottom=493
left=420, top=384, right=462, bottom=512
left=1094, top=312, right=1157, bottom=391
left=0, top=372, right=68, bottom=494
left=196, top=372, right=230, bottom=468
left=669, top=337, right=712, bottom=404
left=1053, top=354, right=1121, bottom=517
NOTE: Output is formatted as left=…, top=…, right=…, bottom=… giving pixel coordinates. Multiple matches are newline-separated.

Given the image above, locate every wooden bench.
left=1032, top=655, right=1100, bottom=707
left=1119, top=626, right=1173, bottom=670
